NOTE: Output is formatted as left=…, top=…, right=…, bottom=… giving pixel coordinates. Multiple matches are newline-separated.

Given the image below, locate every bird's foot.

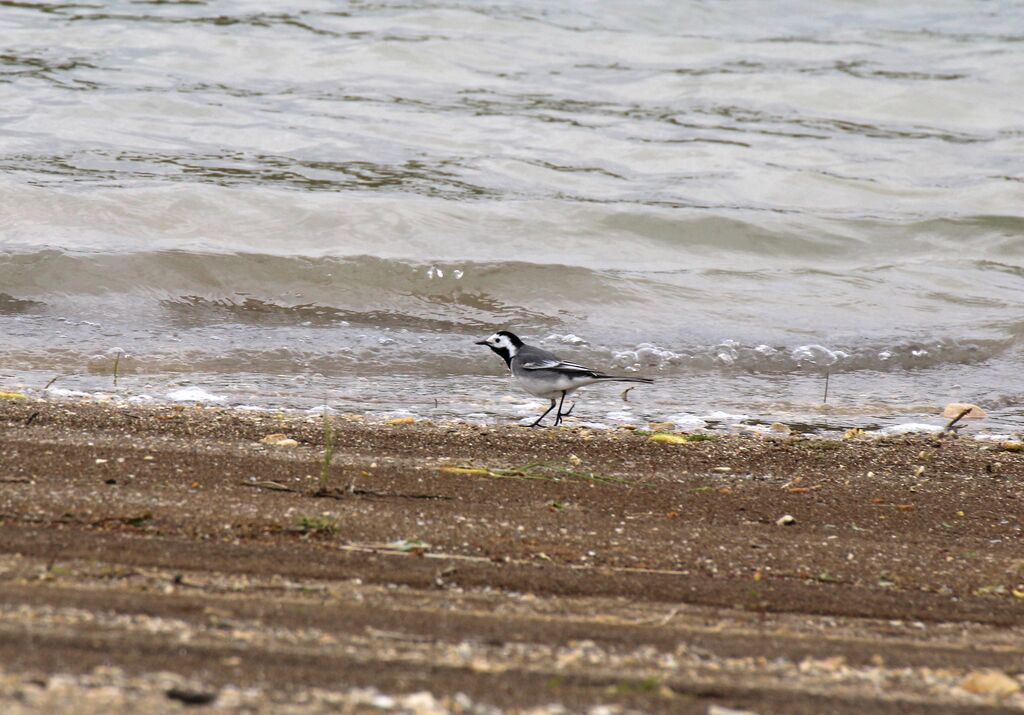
left=553, top=402, right=576, bottom=426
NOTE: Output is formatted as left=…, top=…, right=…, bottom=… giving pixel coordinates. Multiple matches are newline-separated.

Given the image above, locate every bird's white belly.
left=514, top=371, right=590, bottom=399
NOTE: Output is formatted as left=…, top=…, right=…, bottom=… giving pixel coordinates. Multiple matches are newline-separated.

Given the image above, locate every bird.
left=475, top=330, right=654, bottom=426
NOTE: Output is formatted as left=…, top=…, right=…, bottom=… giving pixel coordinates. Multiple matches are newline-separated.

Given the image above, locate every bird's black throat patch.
left=487, top=344, right=513, bottom=369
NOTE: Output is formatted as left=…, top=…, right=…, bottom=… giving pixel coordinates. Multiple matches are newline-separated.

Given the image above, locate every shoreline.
left=0, top=397, right=1022, bottom=712
left=1, top=385, right=1019, bottom=440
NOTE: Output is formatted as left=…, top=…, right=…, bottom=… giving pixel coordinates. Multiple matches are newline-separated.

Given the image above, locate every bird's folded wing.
left=520, top=359, right=596, bottom=375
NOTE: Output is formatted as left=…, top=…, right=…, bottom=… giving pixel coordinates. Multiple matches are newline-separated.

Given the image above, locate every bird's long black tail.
left=592, top=375, right=654, bottom=384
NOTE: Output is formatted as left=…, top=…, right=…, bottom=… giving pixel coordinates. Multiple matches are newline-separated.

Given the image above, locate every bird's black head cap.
left=494, top=330, right=523, bottom=348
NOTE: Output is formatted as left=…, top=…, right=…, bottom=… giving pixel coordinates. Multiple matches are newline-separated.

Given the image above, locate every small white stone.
left=709, top=705, right=761, bottom=715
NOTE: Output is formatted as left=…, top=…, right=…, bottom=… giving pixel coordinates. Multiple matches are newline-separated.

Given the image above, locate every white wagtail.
left=476, top=331, right=654, bottom=426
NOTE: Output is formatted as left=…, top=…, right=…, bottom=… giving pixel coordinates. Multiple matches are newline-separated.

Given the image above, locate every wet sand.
left=0, top=398, right=1022, bottom=713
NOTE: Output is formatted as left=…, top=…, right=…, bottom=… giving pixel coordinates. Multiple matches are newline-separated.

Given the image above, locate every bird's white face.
left=475, top=331, right=521, bottom=369
left=481, top=333, right=517, bottom=355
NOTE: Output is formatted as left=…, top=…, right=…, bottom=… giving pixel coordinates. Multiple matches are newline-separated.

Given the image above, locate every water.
left=1, top=0, right=1022, bottom=432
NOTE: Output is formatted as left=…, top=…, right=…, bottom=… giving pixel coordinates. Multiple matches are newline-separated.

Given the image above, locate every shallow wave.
left=609, top=337, right=1017, bottom=374
left=0, top=293, right=44, bottom=315
left=0, top=329, right=1017, bottom=380
left=2, top=189, right=1022, bottom=262
left=0, top=150, right=496, bottom=199
left=1, top=249, right=1022, bottom=349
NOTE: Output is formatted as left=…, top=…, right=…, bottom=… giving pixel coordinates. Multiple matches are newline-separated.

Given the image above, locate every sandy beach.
left=0, top=397, right=1021, bottom=713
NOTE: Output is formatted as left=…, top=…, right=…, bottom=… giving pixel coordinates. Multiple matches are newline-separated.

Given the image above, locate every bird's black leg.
left=562, top=399, right=576, bottom=417
left=531, top=399, right=556, bottom=427
left=554, top=391, right=570, bottom=426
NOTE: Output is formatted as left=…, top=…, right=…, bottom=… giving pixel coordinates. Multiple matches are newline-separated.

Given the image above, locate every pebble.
left=943, top=403, right=986, bottom=420
left=650, top=433, right=689, bottom=445
left=777, top=515, right=796, bottom=526
left=259, top=434, right=299, bottom=447
left=959, top=670, right=1021, bottom=696
left=708, top=706, right=761, bottom=715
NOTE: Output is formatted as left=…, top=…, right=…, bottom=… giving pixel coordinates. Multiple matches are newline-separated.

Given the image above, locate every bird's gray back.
left=514, top=343, right=562, bottom=365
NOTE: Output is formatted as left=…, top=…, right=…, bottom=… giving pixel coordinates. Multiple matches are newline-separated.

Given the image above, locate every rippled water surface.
left=1, top=1, right=1022, bottom=431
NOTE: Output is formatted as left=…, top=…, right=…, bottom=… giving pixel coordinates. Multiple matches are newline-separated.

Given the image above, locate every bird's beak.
left=474, top=339, right=489, bottom=346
